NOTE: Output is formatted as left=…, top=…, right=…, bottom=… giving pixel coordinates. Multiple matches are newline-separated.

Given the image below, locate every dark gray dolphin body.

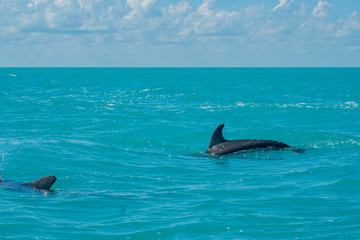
left=205, top=124, right=292, bottom=155
left=0, top=175, right=57, bottom=191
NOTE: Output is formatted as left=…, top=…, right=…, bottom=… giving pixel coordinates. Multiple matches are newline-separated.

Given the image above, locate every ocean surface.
left=0, top=68, right=359, bottom=239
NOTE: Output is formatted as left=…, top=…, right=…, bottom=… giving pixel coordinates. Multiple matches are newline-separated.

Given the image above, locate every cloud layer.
left=1, top=0, right=360, bottom=66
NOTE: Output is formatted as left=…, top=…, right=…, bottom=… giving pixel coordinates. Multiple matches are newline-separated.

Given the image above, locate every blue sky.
left=1, top=0, right=360, bottom=67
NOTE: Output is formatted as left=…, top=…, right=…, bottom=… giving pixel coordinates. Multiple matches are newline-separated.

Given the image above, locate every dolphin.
left=205, top=124, right=295, bottom=155
left=0, top=175, right=57, bottom=191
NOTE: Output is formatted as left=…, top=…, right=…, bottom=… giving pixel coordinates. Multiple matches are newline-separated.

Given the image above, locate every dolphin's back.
left=206, top=124, right=291, bottom=155
left=206, top=139, right=290, bottom=155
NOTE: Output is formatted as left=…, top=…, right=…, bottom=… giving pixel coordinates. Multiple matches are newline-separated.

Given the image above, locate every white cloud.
left=348, top=46, right=360, bottom=51
left=124, top=0, right=156, bottom=20
left=0, top=26, right=17, bottom=37
left=187, top=0, right=241, bottom=35
left=160, top=2, right=192, bottom=30
left=54, top=0, right=72, bottom=8
left=197, top=0, right=214, bottom=17
left=162, top=1, right=191, bottom=16
left=273, top=0, right=287, bottom=12
left=127, top=0, right=155, bottom=10
left=312, top=0, right=332, bottom=18
left=28, top=0, right=47, bottom=9
left=336, top=11, right=360, bottom=38
left=45, top=10, right=57, bottom=28
left=344, top=11, right=360, bottom=30
left=245, top=4, right=263, bottom=20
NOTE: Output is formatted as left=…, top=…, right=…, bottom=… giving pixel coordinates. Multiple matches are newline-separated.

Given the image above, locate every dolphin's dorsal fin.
left=25, top=176, right=57, bottom=190
left=208, top=124, right=227, bottom=148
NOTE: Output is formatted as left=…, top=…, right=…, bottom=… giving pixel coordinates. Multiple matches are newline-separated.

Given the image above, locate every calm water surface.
left=0, top=68, right=359, bottom=239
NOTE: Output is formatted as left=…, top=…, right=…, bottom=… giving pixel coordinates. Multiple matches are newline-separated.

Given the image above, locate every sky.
left=1, top=0, right=360, bottom=67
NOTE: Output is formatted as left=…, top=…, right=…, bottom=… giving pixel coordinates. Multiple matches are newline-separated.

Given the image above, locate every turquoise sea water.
left=0, top=68, right=359, bottom=239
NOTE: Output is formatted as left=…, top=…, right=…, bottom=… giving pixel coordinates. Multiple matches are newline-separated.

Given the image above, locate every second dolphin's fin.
left=24, top=176, right=57, bottom=190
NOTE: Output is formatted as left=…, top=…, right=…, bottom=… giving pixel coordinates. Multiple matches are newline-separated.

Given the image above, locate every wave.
left=234, top=101, right=359, bottom=110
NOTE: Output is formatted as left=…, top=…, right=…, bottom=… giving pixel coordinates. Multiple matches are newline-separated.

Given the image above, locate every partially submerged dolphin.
left=0, top=175, right=57, bottom=191
left=205, top=124, right=297, bottom=155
